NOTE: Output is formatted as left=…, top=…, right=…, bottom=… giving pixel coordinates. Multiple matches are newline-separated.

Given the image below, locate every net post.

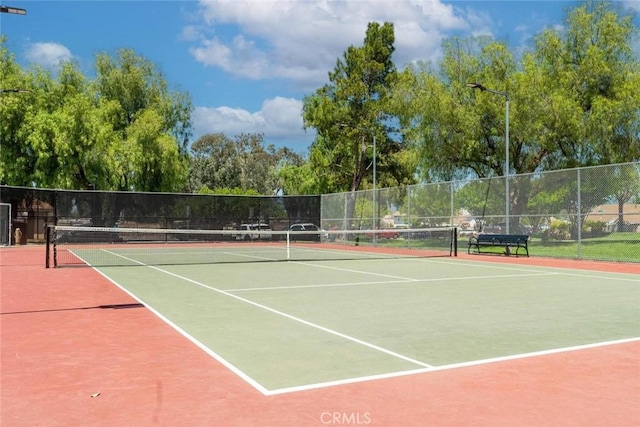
left=45, top=225, right=51, bottom=268
left=286, top=230, right=290, bottom=260
left=452, top=227, right=458, bottom=257
left=52, top=226, right=58, bottom=267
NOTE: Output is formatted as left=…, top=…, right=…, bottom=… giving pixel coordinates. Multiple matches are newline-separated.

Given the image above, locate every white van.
left=234, top=223, right=272, bottom=241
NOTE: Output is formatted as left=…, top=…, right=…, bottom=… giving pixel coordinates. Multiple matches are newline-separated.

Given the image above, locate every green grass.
left=457, top=232, right=640, bottom=261
left=357, top=232, right=639, bottom=262
left=525, top=232, right=639, bottom=261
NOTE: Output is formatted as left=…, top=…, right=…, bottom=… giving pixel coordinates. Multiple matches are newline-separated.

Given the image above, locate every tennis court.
left=60, top=237, right=640, bottom=395
left=2, top=239, right=639, bottom=426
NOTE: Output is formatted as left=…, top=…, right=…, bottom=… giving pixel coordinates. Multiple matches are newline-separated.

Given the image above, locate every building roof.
left=587, top=203, right=640, bottom=223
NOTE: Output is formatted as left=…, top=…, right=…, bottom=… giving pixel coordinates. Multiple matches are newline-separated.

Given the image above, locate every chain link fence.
left=0, top=186, right=320, bottom=244
left=2, top=162, right=638, bottom=262
left=321, top=162, right=640, bottom=262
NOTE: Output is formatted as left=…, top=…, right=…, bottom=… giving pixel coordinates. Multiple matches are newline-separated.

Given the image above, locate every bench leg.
left=513, top=245, right=529, bottom=257
left=468, top=244, right=482, bottom=255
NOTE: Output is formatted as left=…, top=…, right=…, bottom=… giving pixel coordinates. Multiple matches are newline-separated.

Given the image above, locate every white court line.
left=88, top=255, right=271, bottom=395
left=554, top=271, right=640, bottom=282
left=144, top=264, right=435, bottom=368
left=216, top=250, right=281, bottom=261
left=229, top=279, right=413, bottom=292
left=291, top=257, right=568, bottom=281
left=293, top=260, right=424, bottom=281
left=290, top=245, right=402, bottom=259
left=404, top=256, right=569, bottom=274
left=95, top=249, right=638, bottom=396
left=228, top=272, right=558, bottom=293
left=265, top=336, right=640, bottom=396
left=416, top=256, right=640, bottom=280
left=100, top=250, right=435, bottom=386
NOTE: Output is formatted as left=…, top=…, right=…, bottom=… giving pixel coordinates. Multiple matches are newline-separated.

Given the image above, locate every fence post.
left=577, top=169, right=582, bottom=259
left=450, top=182, right=454, bottom=227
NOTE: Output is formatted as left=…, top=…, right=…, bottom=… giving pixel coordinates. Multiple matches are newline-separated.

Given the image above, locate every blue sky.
left=1, top=1, right=639, bottom=155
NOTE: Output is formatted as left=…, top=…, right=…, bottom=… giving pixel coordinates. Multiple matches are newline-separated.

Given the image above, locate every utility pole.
left=339, top=124, right=377, bottom=243
left=467, top=82, right=510, bottom=234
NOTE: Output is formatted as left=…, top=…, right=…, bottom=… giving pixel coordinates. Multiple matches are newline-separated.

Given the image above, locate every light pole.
left=339, top=124, right=377, bottom=242
left=467, top=82, right=510, bottom=234
left=0, top=5, right=27, bottom=15
left=0, top=0, right=27, bottom=247
left=0, top=89, right=29, bottom=94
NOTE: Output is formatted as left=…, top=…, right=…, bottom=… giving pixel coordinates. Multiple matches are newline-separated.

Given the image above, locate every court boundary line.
left=99, top=250, right=437, bottom=386
left=90, top=249, right=639, bottom=397
left=290, top=260, right=424, bottom=281
left=413, top=256, right=640, bottom=281
left=67, top=243, right=446, bottom=266
left=554, top=270, right=640, bottom=282
left=141, top=262, right=436, bottom=368
left=227, top=272, right=558, bottom=293
left=68, top=246, right=638, bottom=283
left=229, top=279, right=413, bottom=292
left=265, top=336, right=640, bottom=396
left=289, top=244, right=422, bottom=259
left=86, top=260, right=272, bottom=395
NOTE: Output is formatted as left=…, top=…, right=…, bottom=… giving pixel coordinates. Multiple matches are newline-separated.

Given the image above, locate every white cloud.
left=185, top=1, right=494, bottom=150
left=25, top=42, right=73, bottom=68
left=461, top=7, right=495, bottom=37
left=190, top=35, right=271, bottom=80
left=192, top=97, right=314, bottom=151
left=622, top=1, right=640, bottom=55
left=623, top=1, right=640, bottom=12
left=188, top=0, right=473, bottom=85
left=180, top=25, right=203, bottom=42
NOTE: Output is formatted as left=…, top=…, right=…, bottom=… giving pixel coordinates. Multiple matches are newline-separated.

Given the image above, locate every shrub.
left=542, top=219, right=571, bottom=241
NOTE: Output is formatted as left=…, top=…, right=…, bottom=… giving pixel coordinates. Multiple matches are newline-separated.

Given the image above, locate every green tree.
left=94, top=49, right=192, bottom=191
left=530, top=1, right=639, bottom=167
left=0, top=56, right=120, bottom=189
left=0, top=37, right=37, bottom=185
left=0, top=42, right=192, bottom=191
left=94, top=49, right=192, bottom=153
left=596, top=163, right=640, bottom=231
left=189, top=133, right=242, bottom=192
left=302, top=22, right=412, bottom=194
left=391, top=2, right=638, bottom=231
left=391, top=36, right=517, bottom=182
left=277, top=161, right=318, bottom=195
left=189, top=132, right=303, bottom=195
left=303, top=22, right=415, bottom=225
left=393, top=2, right=638, bottom=181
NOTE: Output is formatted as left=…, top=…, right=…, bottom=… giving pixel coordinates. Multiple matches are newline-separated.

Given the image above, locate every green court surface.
left=90, top=250, right=640, bottom=395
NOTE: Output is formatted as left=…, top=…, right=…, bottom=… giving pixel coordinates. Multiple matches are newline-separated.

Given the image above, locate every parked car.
left=497, top=223, right=533, bottom=235
left=480, top=224, right=502, bottom=234
left=366, top=228, right=399, bottom=239
left=288, top=223, right=327, bottom=242
left=409, top=229, right=432, bottom=239
left=234, top=223, right=272, bottom=241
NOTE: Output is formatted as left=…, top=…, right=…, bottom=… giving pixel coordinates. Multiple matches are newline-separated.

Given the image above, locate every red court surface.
left=1, top=245, right=639, bottom=426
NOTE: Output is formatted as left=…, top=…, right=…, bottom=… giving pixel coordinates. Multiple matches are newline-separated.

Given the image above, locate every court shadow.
left=0, top=303, right=144, bottom=315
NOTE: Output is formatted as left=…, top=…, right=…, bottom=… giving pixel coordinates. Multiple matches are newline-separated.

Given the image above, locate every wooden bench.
left=468, top=234, right=530, bottom=257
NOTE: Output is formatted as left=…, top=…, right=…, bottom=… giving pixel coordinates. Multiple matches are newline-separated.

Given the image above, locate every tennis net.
left=46, top=225, right=457, bottom=268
